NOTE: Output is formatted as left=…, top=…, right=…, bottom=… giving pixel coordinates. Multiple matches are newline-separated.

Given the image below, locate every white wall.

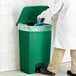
left=0, top=0, right=33, bottom=72
left=0, top=0, right=70, bottom=72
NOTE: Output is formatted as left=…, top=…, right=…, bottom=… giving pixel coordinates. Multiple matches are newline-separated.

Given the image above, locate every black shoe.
left=67, top=70, right=76, bottom=76
left=35, top=67, right=55, bottom=76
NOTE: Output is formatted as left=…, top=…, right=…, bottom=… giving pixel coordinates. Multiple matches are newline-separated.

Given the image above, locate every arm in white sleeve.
left=38, top=0, right=64, bottom=24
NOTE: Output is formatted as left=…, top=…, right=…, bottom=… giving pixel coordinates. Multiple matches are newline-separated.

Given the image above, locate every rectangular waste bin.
left=17, top=6, right=52, bottom=74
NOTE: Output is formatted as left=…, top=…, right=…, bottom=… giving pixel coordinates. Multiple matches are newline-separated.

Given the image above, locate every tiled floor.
left=0, top=62, right=71, bottom=76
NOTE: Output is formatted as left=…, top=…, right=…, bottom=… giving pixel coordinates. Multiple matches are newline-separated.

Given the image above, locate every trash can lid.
left=16, top=6, right=49, bottom=25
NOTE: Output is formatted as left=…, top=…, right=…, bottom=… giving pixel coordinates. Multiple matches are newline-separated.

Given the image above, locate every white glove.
left=37, top=9, right=53, bottom=24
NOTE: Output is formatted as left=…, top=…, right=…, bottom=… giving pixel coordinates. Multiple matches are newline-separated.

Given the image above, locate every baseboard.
left=0, top=67, right=20, bottom=72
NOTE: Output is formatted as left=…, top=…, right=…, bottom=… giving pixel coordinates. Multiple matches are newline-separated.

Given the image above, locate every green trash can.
left=17, top=6, right=52, bottom=74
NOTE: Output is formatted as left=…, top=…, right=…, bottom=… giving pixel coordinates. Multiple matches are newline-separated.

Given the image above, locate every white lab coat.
left=39, top=0, right=76, bottom=50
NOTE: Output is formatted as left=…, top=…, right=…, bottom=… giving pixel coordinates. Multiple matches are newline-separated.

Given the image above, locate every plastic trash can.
left=17, top=6, right=52, bottom=74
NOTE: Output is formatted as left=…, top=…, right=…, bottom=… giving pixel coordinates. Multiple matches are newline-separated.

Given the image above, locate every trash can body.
left=17, top=6, right=52, bottom=74
left=19, top=30, right=51, bottom=73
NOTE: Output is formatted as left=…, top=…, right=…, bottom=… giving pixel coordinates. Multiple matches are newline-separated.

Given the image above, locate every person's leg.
left=36, top=48, right=65, bottom=75
left=67, top=50, right=76, bottom=76
left=47, top=48, right=65, bottom=73
left=71, top=50, right=76, bottom=74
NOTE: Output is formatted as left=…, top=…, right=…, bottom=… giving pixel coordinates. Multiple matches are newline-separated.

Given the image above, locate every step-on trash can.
left=16, top=6, right=52, bottom=74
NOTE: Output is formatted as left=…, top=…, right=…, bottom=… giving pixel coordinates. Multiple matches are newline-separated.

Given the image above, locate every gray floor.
left=0, top=62, right=71, bottom=76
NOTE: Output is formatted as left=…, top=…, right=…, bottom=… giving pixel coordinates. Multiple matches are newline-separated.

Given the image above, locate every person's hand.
left=37, top=9, right=52, bottom=24
left=37, top=15, right=44, bottom=19
left=54, top=13, right=58, bottom=19
left=52, top=13, right=58, bottom=20
left=37, top=15, right=45, bottom=24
